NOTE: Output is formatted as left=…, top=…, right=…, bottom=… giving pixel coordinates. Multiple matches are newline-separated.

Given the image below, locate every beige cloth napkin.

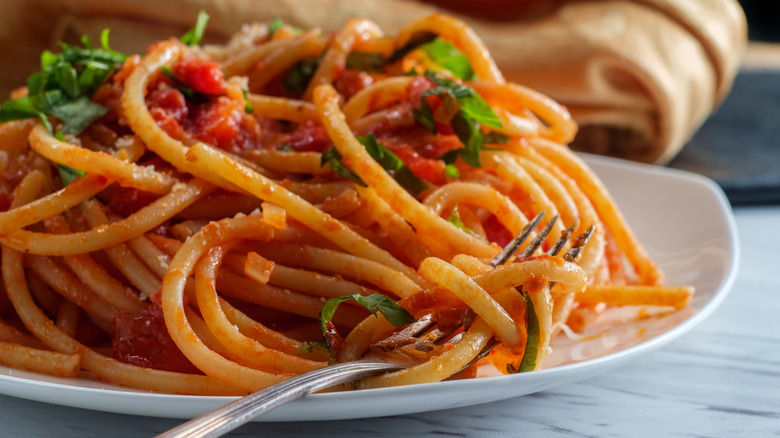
left=0, top=0, right=747, bottom=163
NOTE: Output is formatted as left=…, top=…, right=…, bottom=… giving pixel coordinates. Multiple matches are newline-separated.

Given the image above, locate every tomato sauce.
left=483, top=215, right=513, bottom=247
left=333, top=70, right=375, bottom=100
left=171, top=55, right=227, bottom=95
left=113, top=300, right=202, bottom=374
left=146, top=55, right=261, bottom=153
left=284, top=120, right=332, bottom=152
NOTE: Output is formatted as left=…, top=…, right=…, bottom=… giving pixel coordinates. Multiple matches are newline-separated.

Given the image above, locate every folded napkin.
left=1, top=0, right=747, bottom=164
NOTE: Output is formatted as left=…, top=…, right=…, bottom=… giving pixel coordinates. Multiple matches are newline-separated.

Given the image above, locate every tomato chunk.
left=171, top=55, right=227, bottom=95
left=113, top=302, right=201, bottom=374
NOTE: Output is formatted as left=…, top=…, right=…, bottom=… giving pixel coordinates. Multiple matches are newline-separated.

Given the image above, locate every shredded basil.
left=57, top=163, right=87, bottom=187
left=300, top=341, right=329, bottom=354
left=319, top=293, right=415, bottom=338
left=180, top=10, right=210, bottom=46
left=483, top=131, right=510, bottom=145
left=321, top=147, right=366, bottom=186
left=412, top=72, right=502, bottom=168
left=267, top=18, right=285, bottom=38
left=283, top=56, right=321, bottom=94
left=507, top=290, right=540, bottom=373
left=0, top=31, right=127, bottom=135
left=420, top=38, right=475, bottom=81
left=321, top=135, right=429, bottom=195
left=159, top=66, right=217, bottom=104
left=386, top=32, right=437, bottom=65
left=345, top=52, right=385, bottom=73
left=357, top=134, right=428, bottom=195
left=242, top=89, right=254, bottom=114
left=267, top=18, right=302, bottom=39
left=447, top=204, right=485, bottom=240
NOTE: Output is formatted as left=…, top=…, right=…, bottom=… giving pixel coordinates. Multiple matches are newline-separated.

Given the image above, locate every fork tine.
left=372, top=314, right=435, bottom=347
left=564, top=224, right=595, bottom=262
left=546, top=220, right=579, bottom=256
left=490, top=211, right=545, bottom=267
left=467, top=221, right=590, bottom=368
left=518, top=214, right=559, bottom=258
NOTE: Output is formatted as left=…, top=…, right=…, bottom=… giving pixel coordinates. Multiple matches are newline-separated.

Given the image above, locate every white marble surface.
left=0, top=206, right=777, bottom=437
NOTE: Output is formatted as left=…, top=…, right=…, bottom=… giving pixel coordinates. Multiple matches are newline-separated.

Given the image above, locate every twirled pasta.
left=0, top=13, right=692, bottom=394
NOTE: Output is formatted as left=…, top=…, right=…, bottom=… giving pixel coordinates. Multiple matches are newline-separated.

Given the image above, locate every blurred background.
left=739, top=0, right=780, bottom=42
left=668, top=0, right=780, bottom=205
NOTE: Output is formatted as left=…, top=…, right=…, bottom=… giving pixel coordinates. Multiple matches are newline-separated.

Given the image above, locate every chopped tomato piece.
left=113, top=303, right=201, bottom=374
left=0, top=191, right=10, bottom=212
left=284, top=120, right=332, bottom=152
left=147, top=87, right=190, bottom=141
left=387, top=143, right=448, bottom=184
left=407, top=76, right=434, bottom=110
left=483, top=215, right=513, bottom=247
left=334, top=70, right=375, bottom=100
left=192, top=97, right=243, bottom=150
left=105, top=186, right=160, bottom=217
left=171, top=55, right=227, bottom=95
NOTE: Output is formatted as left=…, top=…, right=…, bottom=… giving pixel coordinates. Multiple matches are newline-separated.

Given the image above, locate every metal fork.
left=157, top=212, right=591, bottom=438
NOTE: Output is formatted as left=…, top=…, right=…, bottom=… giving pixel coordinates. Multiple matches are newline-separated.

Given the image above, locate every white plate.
left=0, top=154, right=739, bottom=421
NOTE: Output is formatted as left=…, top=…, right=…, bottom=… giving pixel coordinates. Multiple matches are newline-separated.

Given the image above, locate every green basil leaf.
left=99, top=29, right=125, bottom=59
left=1, top=28, right=127, bottom=136
left=392, top=167, right=428, bottom=196
left=386, top=31, right=437, bottom=64
left=58, top=43, right=127, bottom=66
left=40, top=50, right=59, bottom=69
left=444, top=163, right=459, bottom=178
left=352, top=294, right=416, bottom=327
left=283, top=56, right=321, bottom=94
left=411, top=72, right=504, bottom=169
left=318, top=296, right=353, bottom=336
left=357, top=134, right=400, bottom=170
left=518, top=290, right=540, bottom=372
left=267, top=18, right=284, bottom=38
left=26, top=71, right=47, bottom=95
left=80, top=34, right=93, bottom=51
left=319, top=293, right=415, bottom=339
left=54, top=62, right=80, bottom=98
left=447, top=204, right=484, bottom=240
left=48, top=96, right=108, bottom=135
left=180, top=10, right=210, bottom=46
left=448, top=205, right=470, bottom=231
left=458, top=94, right=502, bottom=130
left=483, top=131, right=510, bottom=144
left=420, top=38, right=474, bottom=81
left=160, top=66, right=214, bottom=104
left=345, top=51, right=385, bottom=73
left=412, top=104, right=435, bottom=133
left=357, top=134, right=428, bottom=195
left=451, top=112, right=483, bottom=168
left=0, top=93, right=58, bottom=132
left=78, top=61, right=112, bottom=94
left=321, top=147, right=366, bottom=186
left=242, top=89, right=254, bottom=114
left=0, top=97, right=44, bottom=122
left=57, top=163, right=87, bottom=187
left=300, top=341, right=329, bottom=354
left=267, top=18, right=302, bottom=38
left=426, top=73, right=501, bottom=129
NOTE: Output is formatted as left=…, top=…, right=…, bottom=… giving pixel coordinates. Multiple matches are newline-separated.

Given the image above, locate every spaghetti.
left=0, top=12, right=693, bottom=394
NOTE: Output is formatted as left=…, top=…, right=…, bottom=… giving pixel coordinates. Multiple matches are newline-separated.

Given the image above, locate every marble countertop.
left=0, top=205, right=776, bottom=437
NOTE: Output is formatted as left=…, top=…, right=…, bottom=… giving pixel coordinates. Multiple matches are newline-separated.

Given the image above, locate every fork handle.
left=156, top=361, right=404, bottom=438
